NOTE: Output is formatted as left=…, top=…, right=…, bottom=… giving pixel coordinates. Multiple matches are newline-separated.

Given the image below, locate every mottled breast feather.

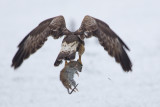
left=54, top=34, right=82, bottom=66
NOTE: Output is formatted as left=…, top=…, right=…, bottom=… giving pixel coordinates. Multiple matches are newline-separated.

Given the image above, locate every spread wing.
left=75, top=15, right=132, bottom=72
left=12, top=15, right=69, bottom=69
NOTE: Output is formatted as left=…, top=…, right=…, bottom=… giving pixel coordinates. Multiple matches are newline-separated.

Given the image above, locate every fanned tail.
left=54, top=52, right=76, bottom=66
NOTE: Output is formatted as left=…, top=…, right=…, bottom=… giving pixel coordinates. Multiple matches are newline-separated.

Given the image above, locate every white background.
left=0, top=0, right=160, bottom=107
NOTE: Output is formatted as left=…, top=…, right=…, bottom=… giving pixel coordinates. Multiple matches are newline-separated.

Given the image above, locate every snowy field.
left=0, top=0, right=160, bottom=107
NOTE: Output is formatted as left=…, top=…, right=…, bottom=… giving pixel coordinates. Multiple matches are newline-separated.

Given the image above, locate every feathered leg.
left=78, top=44, right=85, bottom=65
left=77, top=55, right=82, bottom=65
left=65, top=60, right=68, bottom=66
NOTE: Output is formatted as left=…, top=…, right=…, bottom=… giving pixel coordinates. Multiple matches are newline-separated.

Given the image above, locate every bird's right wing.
left=75, top=15, right=132, bottom=72
left=12, top=15, right=68, bottom=69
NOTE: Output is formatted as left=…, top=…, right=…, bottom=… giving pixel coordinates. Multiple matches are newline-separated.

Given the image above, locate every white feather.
left=60, top=41, right=78, bottom=53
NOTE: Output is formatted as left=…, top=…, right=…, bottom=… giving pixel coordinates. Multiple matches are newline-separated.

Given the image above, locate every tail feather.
left=54, top=60, right=63, bottom=66
left=54, top=52, right=76, bottom=66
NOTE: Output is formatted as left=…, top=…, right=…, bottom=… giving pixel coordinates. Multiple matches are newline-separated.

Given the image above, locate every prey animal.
left=60, top=60, right=82, bottom=94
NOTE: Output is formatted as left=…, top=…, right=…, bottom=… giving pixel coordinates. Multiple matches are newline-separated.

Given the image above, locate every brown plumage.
left=12, top=16, right=68, bottom=69
left=54, top=34, right=84, bottom=66
left=11, top=15, right=132, bottom=72
left=12, top=15, right=84, bottom=69
left=60, top=61, right=82, bottom=94
left=75, top=15, right=132, bottom=71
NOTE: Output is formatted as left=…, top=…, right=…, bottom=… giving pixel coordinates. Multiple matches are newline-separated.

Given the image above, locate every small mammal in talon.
left=60, top=61, right=82, bottom=94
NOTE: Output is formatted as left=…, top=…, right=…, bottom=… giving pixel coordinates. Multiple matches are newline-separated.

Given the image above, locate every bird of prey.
left=11, top=15, right=132, bottom=72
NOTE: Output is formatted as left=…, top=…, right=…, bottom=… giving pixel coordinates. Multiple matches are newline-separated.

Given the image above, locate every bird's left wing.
left=12, top=16, right=68, bottom=69
left=75, top=15, right=132, bottom=72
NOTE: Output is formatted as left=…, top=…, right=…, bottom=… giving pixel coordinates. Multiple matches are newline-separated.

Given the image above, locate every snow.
left=0, top=0, right=160, bottom=107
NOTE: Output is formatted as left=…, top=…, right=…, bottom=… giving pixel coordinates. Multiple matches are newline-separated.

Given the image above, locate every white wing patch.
left=60, top=41, right=79, bottom=53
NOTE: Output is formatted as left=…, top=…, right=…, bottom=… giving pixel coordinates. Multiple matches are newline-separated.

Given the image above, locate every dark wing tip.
left=11, top=63, right=19, bottom=70
left=11, top=53, right=23, bottom=69
left=11, top=47, right=30, bottom=69
left=11, top=49, right=21, bottom=69
left=119, top=49, right=132, bottom=72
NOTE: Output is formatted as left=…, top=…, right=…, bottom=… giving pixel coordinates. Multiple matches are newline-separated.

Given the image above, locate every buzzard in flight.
left=11, top=15, right=132, bottom=72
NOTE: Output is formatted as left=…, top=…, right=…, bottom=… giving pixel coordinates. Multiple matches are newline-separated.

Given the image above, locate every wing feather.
left=76, top=15, right=132, bottom=71
left=95, top=18, right=130, bottom=50
left=12, top=16, right=67, bottom=69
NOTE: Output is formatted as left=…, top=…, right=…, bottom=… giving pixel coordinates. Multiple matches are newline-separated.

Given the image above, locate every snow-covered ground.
left=0, top=0, right=160, bottom=107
